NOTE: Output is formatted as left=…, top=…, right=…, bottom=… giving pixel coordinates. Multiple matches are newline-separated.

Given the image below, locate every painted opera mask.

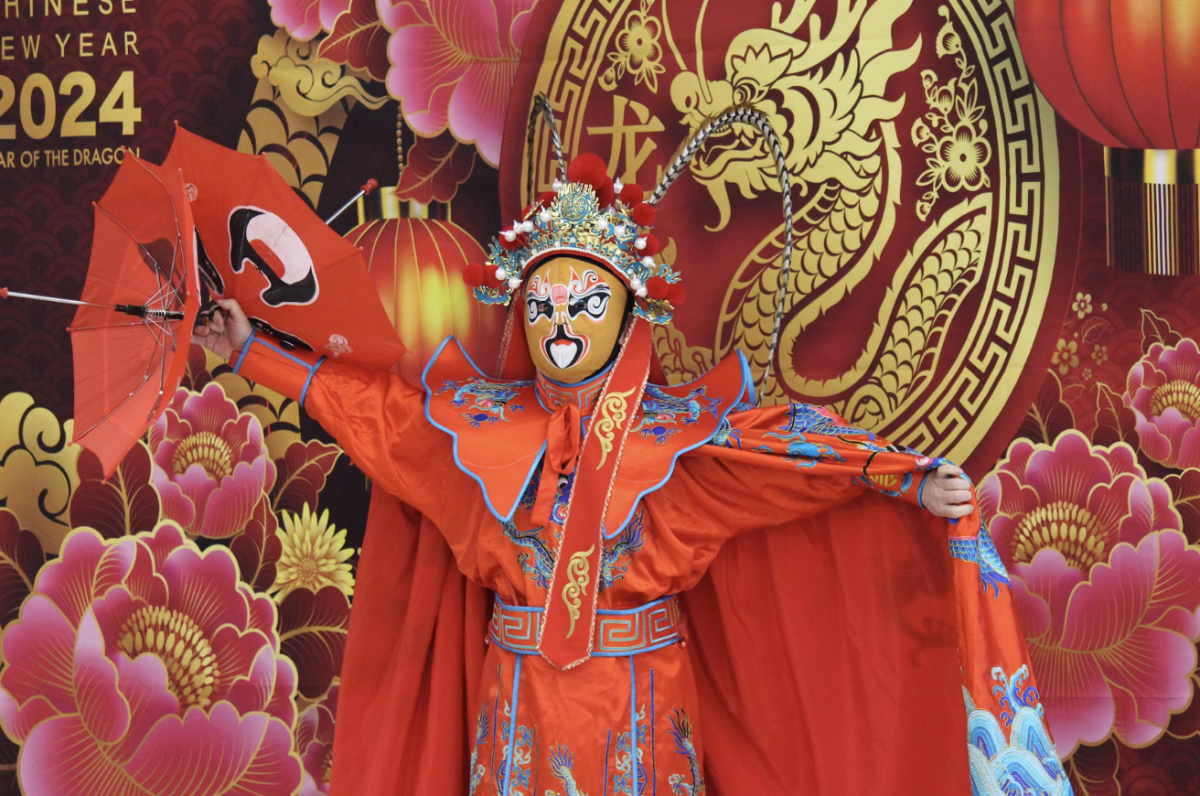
left=523, top=256, right=629, bottom=383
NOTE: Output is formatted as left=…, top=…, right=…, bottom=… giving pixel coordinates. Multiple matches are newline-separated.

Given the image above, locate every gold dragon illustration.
left=668, top=0, right=994, bottom=428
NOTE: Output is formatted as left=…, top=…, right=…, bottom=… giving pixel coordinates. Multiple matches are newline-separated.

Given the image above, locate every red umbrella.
left=2, top=153, right=199, bottom=477
left=161, top=124, right=405, bottom=368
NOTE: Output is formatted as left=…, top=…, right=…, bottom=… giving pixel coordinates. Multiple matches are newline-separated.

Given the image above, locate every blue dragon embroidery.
left=668, top=709, right=705, bottom=795
left=502, top=477, right=644, bottom=594
left=467, top=705, right=490, bottom=796
left=754, top=430, right=845, bottom=468
left=500, top=472, right=558, bottom=588
left=600, top=507, right=646, bottom=593
left=545, top=745, right=586, bottom=796
left=782, top=404, right=871, bottom=437
left=711, top=416, right=743, bottom=449
left=636, top=385, right=721, bottom=444
left=437, top=377, right=529, bottom=428
left=501, top=520, right=557, bottom=589
left=949, top=519, right=1010, bottom=597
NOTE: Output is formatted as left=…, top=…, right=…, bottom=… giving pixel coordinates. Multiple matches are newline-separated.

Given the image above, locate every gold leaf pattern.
left=240, top=30, right=386, bottom=206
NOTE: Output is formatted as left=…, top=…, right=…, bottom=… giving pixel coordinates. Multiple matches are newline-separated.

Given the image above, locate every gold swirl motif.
left=241, top=30, right=386, bottom=207
left=562, top=544, right=595, bottom=638
left=0, top=393, right=81, bottom=555
left=593, top=388, right=635, bottom=469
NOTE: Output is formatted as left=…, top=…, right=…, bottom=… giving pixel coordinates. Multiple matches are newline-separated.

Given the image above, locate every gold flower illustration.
left=272, top=504, right=355, bottom=599
left=601, top=0, right=665, bottom=92
left=1052, top=338, right=1080, bottom=375
left=1072, top=292, right=1093, bottom=319
left=911, top=14, right=992, bottom=220
left=939, top=124, right=991, bottom=191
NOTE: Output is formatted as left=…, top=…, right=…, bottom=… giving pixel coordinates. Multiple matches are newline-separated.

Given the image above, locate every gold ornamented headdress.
left=466, top=93, right=794, bottom=340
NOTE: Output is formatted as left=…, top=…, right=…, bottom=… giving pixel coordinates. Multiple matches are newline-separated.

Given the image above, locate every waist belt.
left=490, top=594, right=683, bottom=657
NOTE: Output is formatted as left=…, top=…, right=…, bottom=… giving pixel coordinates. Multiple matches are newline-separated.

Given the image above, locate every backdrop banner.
left=0, top=0, right=1196, bottom=794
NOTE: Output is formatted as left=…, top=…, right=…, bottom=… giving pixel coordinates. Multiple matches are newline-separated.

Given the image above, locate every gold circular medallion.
left=507, top=0, right=1076, bottom=464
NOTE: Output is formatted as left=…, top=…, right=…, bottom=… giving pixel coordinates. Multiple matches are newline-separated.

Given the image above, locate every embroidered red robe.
left=231, top=330, right=1067, bottom=796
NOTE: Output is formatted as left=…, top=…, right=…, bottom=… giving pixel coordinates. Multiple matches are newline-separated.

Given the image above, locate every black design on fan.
left=228, top=207, right=319, bottom=307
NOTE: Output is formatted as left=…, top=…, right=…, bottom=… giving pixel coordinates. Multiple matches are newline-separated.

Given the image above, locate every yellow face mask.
left=523, top=256, right=629, bottom=383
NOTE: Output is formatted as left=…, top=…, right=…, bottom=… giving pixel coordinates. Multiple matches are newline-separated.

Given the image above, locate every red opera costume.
left=219, top=109, right=1071, bottom=794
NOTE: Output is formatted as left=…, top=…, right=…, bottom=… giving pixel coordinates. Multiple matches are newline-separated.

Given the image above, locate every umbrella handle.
left=324, top=178, right=379, bottom=225
left=2, top=288, right=183, bottom=321
left=115, top=304, right=185, bottom=321
left=3, top=287, right=105, bottom=309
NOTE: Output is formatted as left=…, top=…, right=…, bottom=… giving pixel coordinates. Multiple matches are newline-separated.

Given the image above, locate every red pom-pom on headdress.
left=630, top=203, right=655, bottom=227
left=646, top=276, right=671, bottom=300
left=594, top=178, right=615, bottom=208
left=568, top=154, right=615, bottom=207
left=568, top=154, right=608, bottom=186
left=667, top=282, right=686, bottom=305
left=639, top=234, right=661, bottom=256
left=482, top=266, right=506, bottom=289
left=619, top=184, right=645, bottom=205
left=462, top=263, right=486, bottom=287
left=535, top=191, right=558, bottom=209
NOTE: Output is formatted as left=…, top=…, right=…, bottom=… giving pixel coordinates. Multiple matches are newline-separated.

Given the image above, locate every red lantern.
left=346, top=205, right=505, bottom=382
left=1016, top=1, right=1200, bottom=274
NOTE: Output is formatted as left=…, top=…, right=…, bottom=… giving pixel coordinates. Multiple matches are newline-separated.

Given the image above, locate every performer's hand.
left=190, top=298, right=253, bottom=361
left=922, top=464, right=975, bottom=519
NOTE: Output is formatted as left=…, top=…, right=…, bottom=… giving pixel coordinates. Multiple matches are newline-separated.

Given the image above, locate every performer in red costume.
left=195, top=102, right=1072, bottom=796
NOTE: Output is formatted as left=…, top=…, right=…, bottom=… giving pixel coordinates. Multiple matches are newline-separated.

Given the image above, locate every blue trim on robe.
left=601, top=350, right=751, bottom=540
left=420, top=336, right=750, bottom=534
left=420, top=336, right=545, bottom=521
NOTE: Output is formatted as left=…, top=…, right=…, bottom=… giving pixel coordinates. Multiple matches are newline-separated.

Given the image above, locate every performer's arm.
left=667, top=401, right=976, bottom=538
left=191, top=299, right=449, bottom=519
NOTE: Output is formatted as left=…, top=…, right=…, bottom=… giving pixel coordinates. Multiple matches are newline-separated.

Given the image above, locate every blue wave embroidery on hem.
left=965, top=666, right=1073, bottom=796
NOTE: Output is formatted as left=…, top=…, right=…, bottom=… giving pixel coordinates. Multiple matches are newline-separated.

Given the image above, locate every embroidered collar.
left=534, top=367, right=610, bottom=416
left=421, top=336, right=751, bottom=529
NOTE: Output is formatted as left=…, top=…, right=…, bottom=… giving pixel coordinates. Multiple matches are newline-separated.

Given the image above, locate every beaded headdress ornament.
left=465, top=94, right=795, bottom=342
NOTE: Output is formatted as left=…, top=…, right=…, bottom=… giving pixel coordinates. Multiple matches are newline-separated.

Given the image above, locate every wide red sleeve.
left=667, top=402, right=950, bottom=540
left=674, top=403, right=1067, bottom=795
left=231, top=330, right=454, bottom=524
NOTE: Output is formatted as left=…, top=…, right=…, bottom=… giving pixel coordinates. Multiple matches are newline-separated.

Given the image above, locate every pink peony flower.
left=269, top=0, right=349, bottom=40
left=296, top=684, right=338, bottom=794
left=1125, top=338, right=1200, bottom=469
left=980, top=431, right=1181, bottom=570
left=0, top=524, right=301, bottom=795
left=979, top=431, right=1200, bottom=755
left=383, top=0, right=538, bottom=166
left=149, top=384, right=277, bottom=539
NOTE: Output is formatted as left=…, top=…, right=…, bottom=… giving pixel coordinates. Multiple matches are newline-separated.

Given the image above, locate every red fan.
left=161, top=124, right=403, bottom=367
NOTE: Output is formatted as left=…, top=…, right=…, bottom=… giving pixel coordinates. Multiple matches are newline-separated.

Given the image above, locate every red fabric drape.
left=330, top=490, right=489, bottom=796
left=332, top=491, right=992, bottom=795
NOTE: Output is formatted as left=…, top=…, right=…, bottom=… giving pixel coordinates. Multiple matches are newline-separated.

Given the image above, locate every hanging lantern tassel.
left=1015, top=0, right=1200, bottom=275
left=1105, top=149, right=1200, bottom=276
